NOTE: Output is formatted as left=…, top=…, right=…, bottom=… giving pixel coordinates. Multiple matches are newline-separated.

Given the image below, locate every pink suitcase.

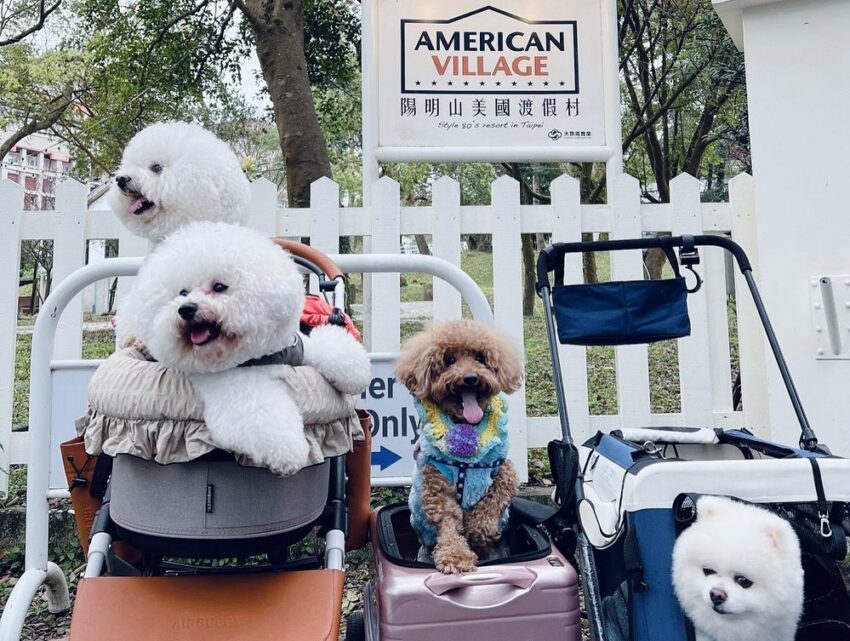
left=362, top=504, right=582, bottom=641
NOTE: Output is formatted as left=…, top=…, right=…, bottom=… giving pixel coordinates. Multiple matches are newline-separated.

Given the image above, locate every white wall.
left=739, top=0, right=850, bottom=452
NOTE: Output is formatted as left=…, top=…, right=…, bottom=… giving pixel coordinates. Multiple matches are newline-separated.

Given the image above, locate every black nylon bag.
left=551, top=245, right=692, bottom=346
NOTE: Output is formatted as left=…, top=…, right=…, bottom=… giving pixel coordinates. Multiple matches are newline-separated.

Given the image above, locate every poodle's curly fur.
left=397, top=320, right=523, bottom=573
left=396, top=320, right=524, bottom=421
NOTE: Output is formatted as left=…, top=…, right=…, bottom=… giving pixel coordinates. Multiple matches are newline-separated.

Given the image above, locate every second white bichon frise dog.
left=131, top=221, right=371, bottom=476
left=108, top=121, right=250, bottom=242
left=672, top=495, right=804, bottom=641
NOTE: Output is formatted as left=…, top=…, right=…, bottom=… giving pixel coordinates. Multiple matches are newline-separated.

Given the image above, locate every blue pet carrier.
left=536, top=236, right=850, bottom=641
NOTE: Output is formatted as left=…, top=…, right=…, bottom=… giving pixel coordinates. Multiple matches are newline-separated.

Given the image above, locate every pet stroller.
left=0, top=240, right=373, bottom=641
left=536, top=235, right=850, bottom=641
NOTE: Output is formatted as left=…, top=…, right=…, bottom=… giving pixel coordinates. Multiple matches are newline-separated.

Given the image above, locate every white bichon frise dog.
left=131, top=221, right=371, bottom=476
left=672, top=496, right=804, bottom=641
left=109, top=121, right=251, bottom=348
left=108, top=121, right=250, bottom=242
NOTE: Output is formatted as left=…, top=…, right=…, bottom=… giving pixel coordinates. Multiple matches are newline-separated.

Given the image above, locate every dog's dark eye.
left=702, top=568, right=716, bottom=576
left=212, top=282, right=228, bottom=293
left=444, top=354, right=456, bottom=366
left=475, top=352, right=487, bottom=364
left=150, top=163, right=163, bottom=174
left=734, top=576, right=753, bottom=589
left=179, top=289, right=189, bottom=297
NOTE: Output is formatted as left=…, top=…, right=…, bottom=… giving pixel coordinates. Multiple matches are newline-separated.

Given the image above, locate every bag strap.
left=89, top=454, right=113, bottom=499
left=624, top=526, right=648, bottom=592
left=808, top=457, right=833, bottom=538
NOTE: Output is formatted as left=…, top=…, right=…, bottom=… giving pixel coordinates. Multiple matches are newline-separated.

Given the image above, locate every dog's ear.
left=761, top=516, right=799, bottom=556
left=395, top=329, right=439, bottom=399
left=486, top=329, right=525, bottom=394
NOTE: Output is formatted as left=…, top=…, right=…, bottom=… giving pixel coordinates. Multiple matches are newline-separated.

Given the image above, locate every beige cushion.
left=77, top=348, right=363, bottom=468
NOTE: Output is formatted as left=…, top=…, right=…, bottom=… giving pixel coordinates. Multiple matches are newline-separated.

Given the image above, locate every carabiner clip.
left=684, top=265, right=703, bottom=293
left=819, top=513, right=833, bottom=538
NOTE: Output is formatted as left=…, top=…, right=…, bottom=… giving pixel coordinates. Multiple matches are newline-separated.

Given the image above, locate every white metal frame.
left=0, top=252, right=492, bottom=641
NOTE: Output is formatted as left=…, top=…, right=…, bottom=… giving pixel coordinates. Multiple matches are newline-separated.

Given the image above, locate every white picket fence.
left=0, top=172, right=768, bottom=488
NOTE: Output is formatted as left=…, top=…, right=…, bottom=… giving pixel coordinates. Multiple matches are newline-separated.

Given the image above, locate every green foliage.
left=619, top=0, right=748, bottom=200
left=304, top=0, right=361, bottom=88
left=13, top=333, right=31, bottom=429
left=63, top=0, right=249, bottom=173
left=0, top=40, right=88, bottom=160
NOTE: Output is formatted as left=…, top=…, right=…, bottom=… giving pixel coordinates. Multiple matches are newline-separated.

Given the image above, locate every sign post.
left=360, top=0, right=624, bottom=483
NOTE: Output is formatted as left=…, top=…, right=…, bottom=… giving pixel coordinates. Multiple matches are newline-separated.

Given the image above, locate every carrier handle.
left=425, top=567, right=537, bottom=595
left=536, top=235, right=819, bottom=452
left=273, top=239, right=344, bottom=282
left=536, top=235, right=749, bottom=294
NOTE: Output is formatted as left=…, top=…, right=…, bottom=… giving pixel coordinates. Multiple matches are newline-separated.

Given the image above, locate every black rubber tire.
left=346, top=610, right=367, bottom=641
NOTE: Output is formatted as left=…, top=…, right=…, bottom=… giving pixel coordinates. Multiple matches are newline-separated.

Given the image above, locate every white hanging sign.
left=363, top=0, right=619, bottom=163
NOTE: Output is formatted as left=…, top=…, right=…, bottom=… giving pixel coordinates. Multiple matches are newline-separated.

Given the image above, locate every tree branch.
left=0, top=87, right=72, bottom=161
left=0, top=0, right=61, bottom=47
left=193, top=0, right=238, bottom=83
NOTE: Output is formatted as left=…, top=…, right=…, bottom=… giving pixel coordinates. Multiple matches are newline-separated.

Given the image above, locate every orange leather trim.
left=60, top=438, right=99, bottom=557
left=70, top=570, right=344, bottom=641
left=346, top=412, right=372, bottom=551
left=60, top=438, right=141, bottom=564
left=273, top=239, right=344, bottom=281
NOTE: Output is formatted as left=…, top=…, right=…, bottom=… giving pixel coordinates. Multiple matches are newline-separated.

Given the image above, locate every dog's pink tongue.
left=461, top=390, right=484, bottom=424
left=190, top=327, right=211, bottom=345
left=128, top=196, right=146, bottom=214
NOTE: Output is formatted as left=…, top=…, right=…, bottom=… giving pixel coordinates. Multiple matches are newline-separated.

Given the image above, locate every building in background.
left=0, top=130, right=71, bottom=210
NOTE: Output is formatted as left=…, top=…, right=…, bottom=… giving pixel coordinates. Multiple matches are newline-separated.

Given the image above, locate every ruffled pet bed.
left=76, top=347, right=364, bottom=469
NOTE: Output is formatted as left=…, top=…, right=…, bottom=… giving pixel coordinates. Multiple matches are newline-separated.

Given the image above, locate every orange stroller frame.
left=0, top=240, right=493, bottom=641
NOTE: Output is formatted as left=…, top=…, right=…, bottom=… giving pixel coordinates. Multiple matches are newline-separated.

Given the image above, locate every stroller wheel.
left=346, top=610, right=367, bottom=641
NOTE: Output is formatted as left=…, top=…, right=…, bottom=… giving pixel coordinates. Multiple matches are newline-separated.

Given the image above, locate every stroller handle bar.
left=535, top=234, right=819, bottom=453
left=536, top=234, right=751, bottom=292
left=276, top=239, right=344, bottom=281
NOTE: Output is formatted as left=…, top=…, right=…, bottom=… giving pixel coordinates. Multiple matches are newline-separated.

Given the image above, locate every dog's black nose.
left=709, top=588, right=727, bottom=605
left=463, top=373, right=478, bottom=386
left=116, top=175, right=130, bottom=190
left=178, top=303, right=198, bottom=321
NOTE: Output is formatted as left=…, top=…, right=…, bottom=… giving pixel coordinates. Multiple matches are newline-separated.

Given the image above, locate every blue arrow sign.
left=371, top=446, right=402, bottom=471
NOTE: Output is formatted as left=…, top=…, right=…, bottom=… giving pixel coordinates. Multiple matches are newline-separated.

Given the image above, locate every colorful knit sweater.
left=409, top=394, right=511, bottom=548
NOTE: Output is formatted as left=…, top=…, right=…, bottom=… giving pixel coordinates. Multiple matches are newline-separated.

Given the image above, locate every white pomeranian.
left=672, top=495, right=804, bottom=641
left=131, top=221, right=371, bottom=476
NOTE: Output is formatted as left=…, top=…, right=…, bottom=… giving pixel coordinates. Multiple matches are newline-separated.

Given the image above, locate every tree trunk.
left=245, top=0, right=332, bottom=208
left=414, top=234, right=431, bottom=256
left=28, top=260, right=38, bottom=315
left=645, top=244, right=669, bottom=279
left=521, top=235, right=536, bottom=316
left=578, top=164, right=598, bottom=283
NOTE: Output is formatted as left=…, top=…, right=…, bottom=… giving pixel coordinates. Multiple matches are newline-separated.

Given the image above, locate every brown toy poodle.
left=396, top=319, right=524, bottom=573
